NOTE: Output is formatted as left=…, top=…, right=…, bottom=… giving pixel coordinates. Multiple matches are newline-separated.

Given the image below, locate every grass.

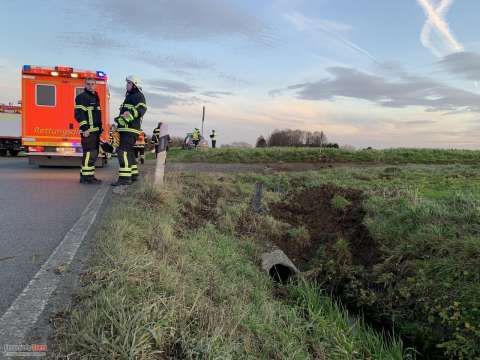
left=166, top=147, right=480, bottom=165
left=235, top=164, right=480, bottom=359
left=53, top=175, right=409, bottom=359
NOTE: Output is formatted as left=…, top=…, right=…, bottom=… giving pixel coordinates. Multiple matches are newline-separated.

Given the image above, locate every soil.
left=179, top=183, right=224, bottom=230
left=269, top=184, right=380, bottom=271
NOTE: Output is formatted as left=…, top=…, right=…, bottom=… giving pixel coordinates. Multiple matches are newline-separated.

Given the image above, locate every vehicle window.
left=75, top=87, right=84, bottom=98
left=36, top=84, right=55, bottom=106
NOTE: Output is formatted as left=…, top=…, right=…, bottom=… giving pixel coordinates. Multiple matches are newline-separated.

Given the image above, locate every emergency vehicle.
left=0, top=104, right=23, bottom=156
left=21, top=65, right=110, bottom=166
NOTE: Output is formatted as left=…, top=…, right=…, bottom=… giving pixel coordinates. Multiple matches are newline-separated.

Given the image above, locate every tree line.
left=256, top=129, right=339, bottom=148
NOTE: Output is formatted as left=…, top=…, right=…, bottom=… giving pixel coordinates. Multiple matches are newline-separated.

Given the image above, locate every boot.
left=111, top=178, right=132, bottom=187
left=80, top=176, right=93, bottom=184
left=90, top=177, right=102, bottom=184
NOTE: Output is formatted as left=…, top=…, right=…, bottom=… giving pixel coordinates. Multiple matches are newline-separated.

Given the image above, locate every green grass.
left=235, top=164, right=480, bottom=359
left=53, top=175, right=409, bottom=359
left=166, top=147, right=480, bottom=165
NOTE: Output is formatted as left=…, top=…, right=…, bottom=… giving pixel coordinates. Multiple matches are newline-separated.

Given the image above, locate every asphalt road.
left=0, top=157, right=116, bottom=317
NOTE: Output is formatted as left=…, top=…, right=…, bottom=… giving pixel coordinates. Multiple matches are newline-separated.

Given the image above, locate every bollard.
left=154, top=151, right=167, bottom=185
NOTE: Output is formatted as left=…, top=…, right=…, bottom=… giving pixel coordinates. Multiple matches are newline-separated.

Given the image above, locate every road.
left=0, top=157, right=115, bottom=318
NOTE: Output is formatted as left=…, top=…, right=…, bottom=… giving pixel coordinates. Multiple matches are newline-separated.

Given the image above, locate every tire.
left=9, top=150, right=19, bottom=157
left=0, top=149, right=7, bottom=157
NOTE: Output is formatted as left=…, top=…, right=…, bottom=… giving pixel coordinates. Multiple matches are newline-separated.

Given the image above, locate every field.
left=53, top=148, right=480, bottom=359
left=166, top=147, right=480, bottom=165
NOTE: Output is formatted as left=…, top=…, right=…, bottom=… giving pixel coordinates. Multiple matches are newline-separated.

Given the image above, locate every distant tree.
left=256, top=136, right=267, bottom=148
left=265, top=128, right=334, bottom=148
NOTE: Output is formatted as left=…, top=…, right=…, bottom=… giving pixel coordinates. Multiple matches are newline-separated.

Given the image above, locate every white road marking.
left=0, top=185, right=108, bottom=346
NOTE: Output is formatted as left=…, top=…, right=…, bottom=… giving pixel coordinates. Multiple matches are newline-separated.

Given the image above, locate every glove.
left=114, top=116, right=126, bottom=127
left=100, top=142, right=114, bottom=154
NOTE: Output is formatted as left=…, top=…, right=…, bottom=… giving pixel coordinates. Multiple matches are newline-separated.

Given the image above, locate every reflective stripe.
left=131, top=164, right=139, bottom=175
left=81, top=170, right=95, bottom=176
left=79, top=121, right=88, bottom=127
left=118, top=128, right=142, bottom=135
left=75, top=105, right=88, bottom=111
left=135, top=102, right=147, bottom=109
left=84, top=152, right=91, bottom=169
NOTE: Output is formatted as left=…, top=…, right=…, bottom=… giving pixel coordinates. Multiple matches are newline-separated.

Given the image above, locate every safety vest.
left=135, top=132, right=146, bottom=147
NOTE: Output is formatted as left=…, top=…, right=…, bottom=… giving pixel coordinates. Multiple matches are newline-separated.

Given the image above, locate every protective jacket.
left=74, top=89, right=102, bottom=133
left=115, top=87, right=147, bottom=135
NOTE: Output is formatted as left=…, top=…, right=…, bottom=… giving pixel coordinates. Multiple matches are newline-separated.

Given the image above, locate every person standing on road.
left=111, top=75, right=147, bottom=186
left=209, top=129, right=217, bottom=149
left=74, top=78, right=102, bottom=184
left=134, top=130, right=146, bottom=164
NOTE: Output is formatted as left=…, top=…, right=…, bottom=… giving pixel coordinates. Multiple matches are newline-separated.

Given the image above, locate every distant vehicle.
left=183, top=133, right=209, bottom=150
left=21, top=65, right=110, bottom=166
left=0, top=104, right=23, bottom=156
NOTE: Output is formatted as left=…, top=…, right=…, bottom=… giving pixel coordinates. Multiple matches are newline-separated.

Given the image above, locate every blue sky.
left=1, top=0, right=479, bottom=148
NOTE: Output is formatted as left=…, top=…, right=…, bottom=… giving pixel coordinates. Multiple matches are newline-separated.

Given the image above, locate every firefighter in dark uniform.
left=74, top=78, right=102, bottom=184
left=134, top=130, right=146, bottom=164
left=152, top=123, right=161, bottom=158
left=111, top=75, right=147, bottom=186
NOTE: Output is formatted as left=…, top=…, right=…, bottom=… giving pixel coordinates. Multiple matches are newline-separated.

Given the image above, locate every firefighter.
left=74, top=78, right=102, bottom=184
left=209, top=129, right=217, bottom=148
left=152, top=122, right=161, bottom=158
left=134, top=130, right=146, bottom=164
left=111, top=75, right=147, bottom=186
left=192, top=128, right=200, bottom=149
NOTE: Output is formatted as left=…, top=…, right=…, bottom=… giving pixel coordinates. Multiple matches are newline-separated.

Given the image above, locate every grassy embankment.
left=53, top=173, right=409, bottom=359
left=166, top=147, right=480, bottom=165
left=235, top=164, right=480, bottom=359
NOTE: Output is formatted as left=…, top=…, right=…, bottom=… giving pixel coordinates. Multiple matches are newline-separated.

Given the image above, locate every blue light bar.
left=96, top=71, right=106, bottom=78
left=23, top=65, right=31, bottom=71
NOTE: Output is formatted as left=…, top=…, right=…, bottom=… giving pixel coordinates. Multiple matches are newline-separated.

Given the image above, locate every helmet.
left=126, top=75, right=142, bottom=90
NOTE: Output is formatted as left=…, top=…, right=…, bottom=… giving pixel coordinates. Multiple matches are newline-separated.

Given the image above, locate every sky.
left=1, top=0, right=480, bottom=148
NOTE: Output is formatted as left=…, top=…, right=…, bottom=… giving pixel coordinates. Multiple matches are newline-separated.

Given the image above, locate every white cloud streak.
left=417, top=0, right=464, bottom=57
left=285, top=12, right=377, bottom=62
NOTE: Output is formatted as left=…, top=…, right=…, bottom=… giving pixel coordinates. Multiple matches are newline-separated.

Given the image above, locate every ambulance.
left=21, top=65, right=110, bottom=166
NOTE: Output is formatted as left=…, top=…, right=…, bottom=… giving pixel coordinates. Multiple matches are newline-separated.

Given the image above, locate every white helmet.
left=126, top=75, right=142, bottom=90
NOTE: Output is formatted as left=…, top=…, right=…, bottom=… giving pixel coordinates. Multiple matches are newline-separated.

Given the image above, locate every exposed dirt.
left=269, top=184, right=381, bottom=271
left=179, top=183, right=224, bottom=231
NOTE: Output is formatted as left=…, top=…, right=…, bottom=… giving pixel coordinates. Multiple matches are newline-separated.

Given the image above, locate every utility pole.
left=201, top=106, right=205, bottom=136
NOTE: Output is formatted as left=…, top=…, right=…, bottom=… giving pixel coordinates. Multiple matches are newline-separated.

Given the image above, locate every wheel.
left=0, top=149, right=7, bottom=157
left=9, top=150, right=19, bottom=157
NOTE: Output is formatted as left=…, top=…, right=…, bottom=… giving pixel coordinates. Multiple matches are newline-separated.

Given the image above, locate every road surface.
left=0, top=157, right=115, bottom=318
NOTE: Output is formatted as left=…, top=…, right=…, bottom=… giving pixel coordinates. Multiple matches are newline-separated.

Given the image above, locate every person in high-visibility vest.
left=209, top=129, right=217, bottom=148
left=74, top=78, right=102, bottom=184
left=111, top=75, right=147, bottom=186
left=134, top=130, right=146, bottom=164
left=192, top=128, right=200, bottom=149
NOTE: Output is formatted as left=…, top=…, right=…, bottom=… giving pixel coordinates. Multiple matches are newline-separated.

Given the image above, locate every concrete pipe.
left=261, top=248, right=299, bottom=283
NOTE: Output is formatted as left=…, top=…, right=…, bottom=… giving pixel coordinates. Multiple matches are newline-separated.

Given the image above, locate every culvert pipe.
left=261, top=248, right=299, bottom=283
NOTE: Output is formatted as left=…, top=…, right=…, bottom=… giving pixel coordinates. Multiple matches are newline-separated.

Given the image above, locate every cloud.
left=94, top=0, right=270, bottom=43
left=145, top=79, right=196, bottom=93
left=284, top=12, right=353, bottom=32
left=138, top=51, right=213, bottom=71
left=284, top=12, right=376, bottom=62
left=438, top=52, right=480, bottom=80
left=271, top=66, right=480, bottom=113
left=417, top=0, right=464, bottom=56
left=110, top=85, right=180, bottom=109
left=202, top=91, right=234, bottom=98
